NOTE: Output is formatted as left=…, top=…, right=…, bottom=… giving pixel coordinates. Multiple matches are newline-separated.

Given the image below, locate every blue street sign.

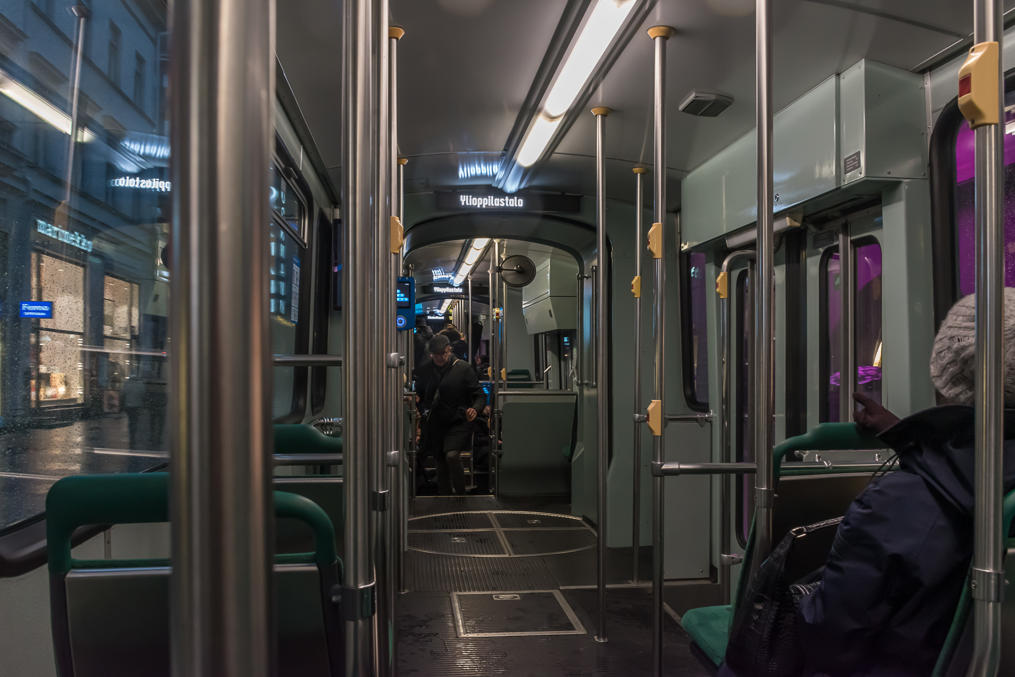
left=20, top=302, right=52, bottom=319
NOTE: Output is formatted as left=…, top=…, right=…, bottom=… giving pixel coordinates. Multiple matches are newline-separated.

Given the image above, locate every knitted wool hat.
left=929, top=288, right=1015, bottom=406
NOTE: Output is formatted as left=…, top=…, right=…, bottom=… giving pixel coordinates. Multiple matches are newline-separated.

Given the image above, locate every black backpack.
left=724, top=517, right=842, bottom=676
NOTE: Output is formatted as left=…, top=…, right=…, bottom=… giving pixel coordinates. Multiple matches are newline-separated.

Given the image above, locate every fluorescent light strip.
left=516, top=115, right=562, bottom=168
left=542, top=0, right=636, bottom=118
left=0, top=71, right=94, bottom=142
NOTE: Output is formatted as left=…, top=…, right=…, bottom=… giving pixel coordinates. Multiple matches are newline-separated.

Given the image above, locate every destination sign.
left=435, top=190, right=580, bottom=214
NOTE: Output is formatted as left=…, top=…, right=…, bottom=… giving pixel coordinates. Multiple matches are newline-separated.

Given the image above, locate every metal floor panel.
left=407, top=530, right=505, bottom=556
left=452, top=590, right=584, bottom=637
left=493, top=511, right=586, bottom=530
left=397, top=588, right=711, bottom=676
left=409, top=512, right=495, bottom=531
left=405, top=549, right=558, bottom=592
left=503, top=528, right=595, bottom=556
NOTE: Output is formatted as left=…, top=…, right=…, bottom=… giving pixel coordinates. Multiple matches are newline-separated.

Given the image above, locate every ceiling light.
left=464, top=248, right=483, bottom=266
left=516, top=114, right=562, bottom=168
left=472, top=238, right=490, bottom=250
left=542, top=0, right=637, bottom=118
left=0, top=70, right=94, bottom=142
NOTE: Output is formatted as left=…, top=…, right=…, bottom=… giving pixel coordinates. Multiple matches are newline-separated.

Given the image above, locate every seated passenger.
left=795, top=290, right=1015, bottom=675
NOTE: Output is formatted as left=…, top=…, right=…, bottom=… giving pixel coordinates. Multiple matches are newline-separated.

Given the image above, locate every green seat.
left=47, top=473, right=343, bottom=677
left=273, top=423, right=343, bottom=455
left=681, top=422, right=886, bottom=666
left=932, top=489, right=1015, bottom=676
left=681, top=604, right=733, bottom=665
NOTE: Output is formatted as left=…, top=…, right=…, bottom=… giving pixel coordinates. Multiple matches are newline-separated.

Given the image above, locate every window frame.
left=270, top=138, right=313, bottom=423
left=818, top=234, right=883, bottom=422
left=680, top=249, right=710, bottom=412
left=108, top=22, right=122, bottom=87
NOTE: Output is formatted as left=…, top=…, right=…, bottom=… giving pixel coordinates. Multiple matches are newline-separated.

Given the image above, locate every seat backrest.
left=734, top=423, right=888, bottom=608
left=46, top=473, right=342, bottom=677
left=932, top=489, right=1015, bottom=676
left=274, top=423, right=344, bottom=455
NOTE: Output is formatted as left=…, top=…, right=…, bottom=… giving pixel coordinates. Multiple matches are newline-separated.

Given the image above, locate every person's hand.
left=466, top=408, right=478, bottom=422
left=853, top=392, right=899, bottom=434
left=483, top=405, right=491, bottom=417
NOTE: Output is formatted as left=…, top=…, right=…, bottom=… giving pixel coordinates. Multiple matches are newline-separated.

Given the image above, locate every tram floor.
left=398, top=496, right=718, bottom=676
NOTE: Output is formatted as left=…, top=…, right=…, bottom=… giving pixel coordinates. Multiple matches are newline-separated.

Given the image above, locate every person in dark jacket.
left=419, top=333, right=485, bottom=494
left=794, top=290, right=1015, bottom=676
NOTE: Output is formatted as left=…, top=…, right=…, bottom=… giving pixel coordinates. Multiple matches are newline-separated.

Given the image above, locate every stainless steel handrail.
left=969, top=0, right=1006, bottom=673
left=647, top=24, right=674, bottom=677
left=341, top=0, right=380, bottom=671
left=272, top=354, right=344, bottom=367
left=751, top=0, right=776, bottom=581
left=592, top=105, right=611, bottom=644
left=632, top=166, right=647, bottom=585
left=717, top=250, right=755, bottom=602
left=273, top=453, right=343, bottom=466
left=167, top=0, right=273, bottom=673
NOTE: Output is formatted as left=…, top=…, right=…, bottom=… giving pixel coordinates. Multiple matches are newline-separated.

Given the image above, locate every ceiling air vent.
left=678, top=90, right=734, bottom=117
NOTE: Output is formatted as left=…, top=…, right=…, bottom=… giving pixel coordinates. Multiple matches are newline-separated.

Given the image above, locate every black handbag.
left=724, top=517, right=843, bottom=677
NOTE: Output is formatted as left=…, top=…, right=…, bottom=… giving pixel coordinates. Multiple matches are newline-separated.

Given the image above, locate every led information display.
left=435, top=190, right=580, bottom=214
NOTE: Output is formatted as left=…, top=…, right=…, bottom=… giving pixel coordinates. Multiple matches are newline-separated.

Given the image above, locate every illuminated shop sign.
left=431, top=267, right=454, bottom=282
left=435, top=190, right=580, bottom=213
left=110, top=176, right=172, bottom=192
left=36, top=219, right=93, bottom=252
left=20, top=301, right=52, bottom=318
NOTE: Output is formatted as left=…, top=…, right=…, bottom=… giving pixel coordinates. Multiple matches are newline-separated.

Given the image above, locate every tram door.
left=807, top=206, right=884, bottom=430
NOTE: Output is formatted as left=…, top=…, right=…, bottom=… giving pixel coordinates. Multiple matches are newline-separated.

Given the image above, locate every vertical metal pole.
left=341, top=0, right=379, bottom=671
left=718, top=251, right=754, bottom=603
left=969, top=0, right=1005, bottom=674
left=489, top=242, right=499, bottom=493
left=63, top=5, right=89, bottom=207
left=632, top=167, right=646, bottom=584
left=591, top=106, right=612, bottom=643
left=373, top=3, right=393, bottom=674
left=388, top=21, right=406, bottom=628
left=647, top=25, right=673, bottom=677
left=838, top=225, right=855, bottom=423
left=168, top=0, right=274, bottom=675
left=749, top=0, right=776, bottom=581
left=468, top=275, right=473, bottom=360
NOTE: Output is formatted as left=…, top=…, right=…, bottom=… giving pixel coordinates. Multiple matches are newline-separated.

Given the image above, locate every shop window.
left=133, top=53, right=147, bottom=110
left=683, top=251, right=709, bottom=408
left=30, top=253, right=86, bottom=406
left=820, top=241, right=883, bottom=422
left=109, top=23, right=122, bottom=87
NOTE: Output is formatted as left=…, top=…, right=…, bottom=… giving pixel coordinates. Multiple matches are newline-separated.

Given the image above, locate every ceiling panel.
left=277, top=0, right=1015, bottom=213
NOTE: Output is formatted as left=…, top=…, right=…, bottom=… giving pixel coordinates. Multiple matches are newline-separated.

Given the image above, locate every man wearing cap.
left=791, top=290, right=1015, bottom=675
left=419, top=333, right=485, bottom=495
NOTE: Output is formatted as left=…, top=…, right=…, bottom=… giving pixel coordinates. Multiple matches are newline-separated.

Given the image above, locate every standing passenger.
left=419, top=334, right=485, bottom=495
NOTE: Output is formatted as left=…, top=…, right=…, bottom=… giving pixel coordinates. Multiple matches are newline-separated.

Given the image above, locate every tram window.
left=735, top=270, right=753, bottom=546
left=820, top=241, right=883, bottom=422
left=0, top=1, right=172, bottom=492
left=953, top=99, right=1015, bottom=298
left=683, top=251, right=709, bottom=408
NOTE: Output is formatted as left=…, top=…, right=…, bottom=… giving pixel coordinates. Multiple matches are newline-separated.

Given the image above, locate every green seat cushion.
left=681, top=604, right=732, bottom=666
left=273, top=424, right=343, bottom=454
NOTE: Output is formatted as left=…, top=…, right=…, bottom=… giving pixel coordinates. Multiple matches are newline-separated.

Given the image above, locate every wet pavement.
left=0, top=414, right=167, bottom=534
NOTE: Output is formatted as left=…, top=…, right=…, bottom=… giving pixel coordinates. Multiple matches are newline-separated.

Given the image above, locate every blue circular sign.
left=395, top=314, right=407, bottom=329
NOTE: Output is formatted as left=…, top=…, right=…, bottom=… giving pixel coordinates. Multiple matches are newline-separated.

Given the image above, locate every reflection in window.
left=822, top=242, right=883, bottom=422
left=0, top=3, right=169, bottom=476
left=687, top=251, right=709, bottom=405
